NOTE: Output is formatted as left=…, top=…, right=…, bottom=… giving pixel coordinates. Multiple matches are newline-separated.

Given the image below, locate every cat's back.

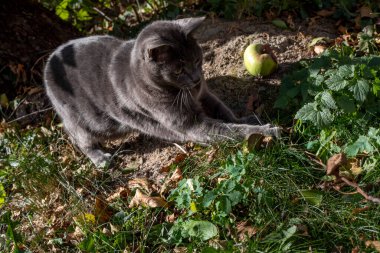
left=45, top=35, right=126, bottom=91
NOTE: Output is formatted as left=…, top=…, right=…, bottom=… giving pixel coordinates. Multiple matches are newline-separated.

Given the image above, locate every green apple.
left=244, top=43, right=278, bottom=77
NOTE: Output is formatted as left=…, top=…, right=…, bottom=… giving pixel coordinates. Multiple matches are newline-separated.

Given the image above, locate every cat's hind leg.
left=63, top=120, right=112, bottom=168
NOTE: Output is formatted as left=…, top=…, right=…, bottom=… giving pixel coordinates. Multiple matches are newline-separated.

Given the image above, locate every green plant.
left=276, top=47, right=380, bottom=128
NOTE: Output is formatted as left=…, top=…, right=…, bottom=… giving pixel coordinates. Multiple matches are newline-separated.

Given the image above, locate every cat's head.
left=135, top=17, right=205, bottom=89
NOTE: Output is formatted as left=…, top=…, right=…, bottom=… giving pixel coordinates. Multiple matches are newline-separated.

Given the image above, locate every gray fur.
left=44, top=17, right=280, bottom=167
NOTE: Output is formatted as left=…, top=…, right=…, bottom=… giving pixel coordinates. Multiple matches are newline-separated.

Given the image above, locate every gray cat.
left=44, top=17, right=280, bottom=167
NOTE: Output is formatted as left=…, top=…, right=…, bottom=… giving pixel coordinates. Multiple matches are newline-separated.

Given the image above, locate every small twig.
left=92, top=7, right=112, bottom=22
left=340, top=177, right=380, bottom=204
left=173, top=143, right=188, bottom=155
left=7, top=107, right=53, bottom=124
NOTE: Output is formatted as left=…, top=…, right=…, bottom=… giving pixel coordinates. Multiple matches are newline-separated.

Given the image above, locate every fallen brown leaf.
left=338, top=25, right=348, bottom=34
left=360, top=6, right=376, bottom=18
left=365, top=240, right=380, bottom=252
left=287, top=14, right=296, bottom=29
left=316, top=9, right=335, bottom=17
left=165, top=213, right=176, bottom=223
left=129, top=189, right=168, bottom=208
left=237, top=221, right=257, bottom=241
left=106, top=187, right=130, bottom=202
left=352, top=206, right=370, bottom=215
left=160, top=168, right=183, bottom=195
left=94, top=196, right=114, bottom=223
left=128, top=178, right=153, bottom=194
left=173, top=153, right=187, bottom=164
left=314, top=45, right=326, bottom=55
left=346, top=158, right=362, bottom=176
left=326, top=153, right=347, bottom=175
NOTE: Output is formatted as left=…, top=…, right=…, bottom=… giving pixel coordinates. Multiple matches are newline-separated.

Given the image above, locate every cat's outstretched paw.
left=90, top=152, right=112, bottom=168
left=261, top=124, right=282, bottom=138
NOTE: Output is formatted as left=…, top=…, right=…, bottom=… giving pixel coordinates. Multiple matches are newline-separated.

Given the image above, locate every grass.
left=1, top=46, right=380, bottom=252
left=1, top=123, right=379, bottom=252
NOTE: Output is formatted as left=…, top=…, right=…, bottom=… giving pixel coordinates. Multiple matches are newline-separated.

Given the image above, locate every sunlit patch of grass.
left=1, top=123, right=379, bottom=252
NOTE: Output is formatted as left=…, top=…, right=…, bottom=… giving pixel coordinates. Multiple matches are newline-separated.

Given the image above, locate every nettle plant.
left=275, top=47, right=380, bottom=128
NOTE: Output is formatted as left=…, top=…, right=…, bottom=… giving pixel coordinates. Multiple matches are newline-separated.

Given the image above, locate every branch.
left=340, top=177, right=380, bottom=204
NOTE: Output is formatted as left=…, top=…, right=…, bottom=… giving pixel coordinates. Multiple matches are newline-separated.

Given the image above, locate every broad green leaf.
left=274, top=95, right=288, bottom=109
left=300, top=190, right=323, bottom=206
left=315, top=107, right=333, bottom=127
left=295, top=103, right=317, bottom=121
left=314, top=74, right=325, bottom=86
left=272, top=19, right=288, bottom=29
left=336, top=95, right=356, bottom=113
left=184, top=220, right=218, bottom=241
left=345, top=135, right=374, bottom=157
left=286, top=87, right=300, bottom=98
left=55, top=0, right=70, bottom=21
left=283, top=225, right=297, bottom=240
left=350, top=79, right=369, bottom=102
left=367, top=127, right=380, bottom=145
left=202, top=191, right=217, bottom=208
left=320, top=91, right=337, bottom=109
left=227, top=190, right=243, bottom=206
left=325, top=75, right=348, bottom=91
left=337, top=65, right=354, bottom=78
left=76, top=9, right=92, bottom=21
left=216, top=196, right=231, bottom=216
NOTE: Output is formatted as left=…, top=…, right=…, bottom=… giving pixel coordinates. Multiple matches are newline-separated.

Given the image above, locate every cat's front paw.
left=91, top=152, right=112, bottom=168
left=261, top=124, right=282, bottom=138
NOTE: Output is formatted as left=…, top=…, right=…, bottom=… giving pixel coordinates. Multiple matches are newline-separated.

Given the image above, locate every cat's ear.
left=175, top=16, right=206, bottom=35
left=147, top=45, right=172, bottom=63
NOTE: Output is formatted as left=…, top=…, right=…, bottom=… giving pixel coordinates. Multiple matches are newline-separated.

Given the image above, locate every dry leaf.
left=314, top=45, right=326, bottom=55
left=365, top=241, right=380, bottom=252
left=106, top=187, right=130, bottom=202
left=173, top=153, right=187, bottom=164
left=165, top=213, right=176, bottom=223
left=129, top=189, right=168, bottom=208
left=94, top=196, right=114, bottom=223
left=338, top=25, right=348, bottom=34
left=326, top=153, right=347, bottom=175
left=262, top=136, right=274, bottom=148
left=316, top=9, right=335, bottom=17
left=347, top=158, right=362, bottom=176
left=206, top=148, right=218, bottom=163
left=128, top=178, right=152, bottom=194
left=173, top=247, right=188, bottom=253
left=360, top=6, right=376, bottom=18
left=160, top=168, right=183, bottom=195
left=287, top=14, right=296, bottom=29
left=110, top=223, right=120, bottom=234
left=237, top=221, right=257, bottom=241
left=352, top=206, right=370, bottom=214
left=351, top=246, right=360, bottom=253
left=27, top=87, right=44, bottom=95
